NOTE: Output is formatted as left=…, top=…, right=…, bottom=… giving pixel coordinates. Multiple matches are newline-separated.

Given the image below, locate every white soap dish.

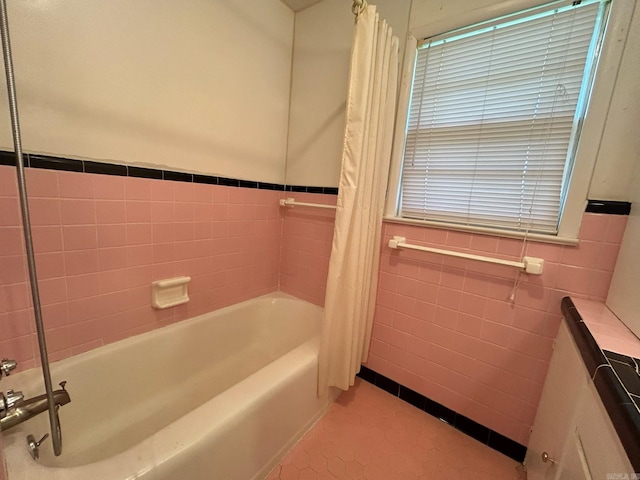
left=151, top=276, right=191, bottom=309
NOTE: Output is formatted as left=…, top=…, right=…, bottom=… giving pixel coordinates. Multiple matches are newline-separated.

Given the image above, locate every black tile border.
left=356, top=365, right=527, bottom=462
left=375, top=374, right=400, bottom=396
left=163, top=171, right=193, bottom=183
left=0, top=150, right=338, bottom=195
left=285, top=184, right=339, bottom=195
left=487, top=431, right=527, bottom=462
left=455, top=414, right=490, bottom=444
left=128, top=166, right=163, bottom=179
left=356, top=364, right=377, bottom=384
left=84, top=160, right=127, bottom=177
left=3, top=152, right=633, bottom=206
left=399, top=385, right=426, bottom=410
left=0, top=150, right=21, bottom=166
left=29, top=154, right=83, bottom=172
left=562, top=296, right=640, bottom=474
left=287, top=185, right=308, bottom=193
left=193, top=174, right=218, bottom=185
left=218, top=177, right=239, bottom=187
left=424, top=397, right=456, bottom=425
left=586, top=200, right=631, bottom=215
left=258, top=182, right=286, bottom=191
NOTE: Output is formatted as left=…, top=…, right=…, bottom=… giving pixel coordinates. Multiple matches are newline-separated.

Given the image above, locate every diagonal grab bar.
left=0, top=0, right=64, bottom=456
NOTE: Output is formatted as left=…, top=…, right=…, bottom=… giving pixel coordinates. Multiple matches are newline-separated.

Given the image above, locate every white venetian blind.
left=400, top=1, right=604, bottom=234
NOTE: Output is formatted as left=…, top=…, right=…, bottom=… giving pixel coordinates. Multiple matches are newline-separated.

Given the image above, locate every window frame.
left=385, top=0, right=635, bottom=245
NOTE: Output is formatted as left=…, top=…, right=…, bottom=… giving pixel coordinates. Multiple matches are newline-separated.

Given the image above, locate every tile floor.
left=266, top=379, right=527, bottom=480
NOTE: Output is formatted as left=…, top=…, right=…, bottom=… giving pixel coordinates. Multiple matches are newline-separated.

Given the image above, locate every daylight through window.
left=398, top=0, right=609, bottom=234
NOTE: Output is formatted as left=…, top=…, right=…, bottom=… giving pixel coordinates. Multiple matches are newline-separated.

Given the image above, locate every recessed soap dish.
left=151, top=276, right=191, bottom=309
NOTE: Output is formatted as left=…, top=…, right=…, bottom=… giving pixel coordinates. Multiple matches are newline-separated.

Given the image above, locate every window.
left=395, top=0, right=610, bottom=236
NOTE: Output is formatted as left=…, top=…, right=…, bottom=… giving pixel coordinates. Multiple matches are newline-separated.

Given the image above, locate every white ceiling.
left=280, top=0, right=324, bottom=12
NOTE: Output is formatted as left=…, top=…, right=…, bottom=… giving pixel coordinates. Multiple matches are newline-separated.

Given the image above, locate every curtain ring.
left=351, top=0, right=367, bottom=17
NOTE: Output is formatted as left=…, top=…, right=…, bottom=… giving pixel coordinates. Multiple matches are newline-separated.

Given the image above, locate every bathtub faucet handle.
left=59, top=381, right=67, bottom=391
left=0, top=389, right=24, bottom=419
left=5, top=390, right=23, bottom=408
left=27, top=433, right=49, bottom=460
left=0, top=359, right=17, bottom=377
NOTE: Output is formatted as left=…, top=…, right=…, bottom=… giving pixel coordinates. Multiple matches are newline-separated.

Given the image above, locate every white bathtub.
left=2, top=292, right=337, bottom=480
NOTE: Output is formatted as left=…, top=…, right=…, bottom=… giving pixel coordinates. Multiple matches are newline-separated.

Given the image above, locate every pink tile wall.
left=0, top=165, right=282, bottom=370
left=279, top=193, right=337, bottom=306
left=0, top=161, right=628, bottom=450
left=366, top=213, right=627, bottom=446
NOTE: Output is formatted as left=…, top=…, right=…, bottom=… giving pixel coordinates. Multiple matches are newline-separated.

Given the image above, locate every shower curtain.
left=318, top=5, right=399, bottom=392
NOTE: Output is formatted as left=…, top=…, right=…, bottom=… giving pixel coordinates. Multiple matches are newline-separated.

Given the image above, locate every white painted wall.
left=0, top=1, right=294, bottom=183
left=589, top=3, right=640, bottom=201
left=607, top=157, right=640, bottom=338
left=1, top=0, right=634, bottom=193
left=285, top=0, right=411, bottom=187
left=604, top=6, right=640, bottom=335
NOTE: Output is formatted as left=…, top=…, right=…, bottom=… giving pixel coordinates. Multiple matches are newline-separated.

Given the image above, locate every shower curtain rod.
left=0, top=0, right=64, bottom=456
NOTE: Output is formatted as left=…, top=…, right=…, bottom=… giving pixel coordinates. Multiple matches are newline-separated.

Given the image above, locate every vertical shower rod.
left=0, top=0, right=63, bottom=456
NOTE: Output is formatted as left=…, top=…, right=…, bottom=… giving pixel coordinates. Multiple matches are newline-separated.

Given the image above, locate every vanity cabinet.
left=563, top=381, right=633, bottom=479
left=526, top=321, right=634, bottom=479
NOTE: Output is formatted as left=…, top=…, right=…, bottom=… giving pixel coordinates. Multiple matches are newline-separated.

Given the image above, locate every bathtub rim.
left=3, top=290, right=321, bottom=393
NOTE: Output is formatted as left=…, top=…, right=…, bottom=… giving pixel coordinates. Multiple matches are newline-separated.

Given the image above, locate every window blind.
left=400, top=1, right=605, bottom=234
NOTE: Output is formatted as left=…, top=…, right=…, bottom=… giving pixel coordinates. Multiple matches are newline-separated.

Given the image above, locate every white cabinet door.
left=568, top=381, right=634, bottom=479
left=525, top=322, right=591, bottom=480
left=527, top=321, right=634, bottom=480
left=555, top=429, right=592, bottom=480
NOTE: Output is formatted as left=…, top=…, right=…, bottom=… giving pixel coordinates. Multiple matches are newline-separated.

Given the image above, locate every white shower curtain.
left=318, top=5, right=399, bottom=392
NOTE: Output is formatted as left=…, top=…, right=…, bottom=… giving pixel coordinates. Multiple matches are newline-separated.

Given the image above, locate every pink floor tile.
left=266, top=379, right=526, bottom=480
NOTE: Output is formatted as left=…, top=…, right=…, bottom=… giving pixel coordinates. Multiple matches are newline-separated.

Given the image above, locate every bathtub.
left=2, top=292, right=338, bottom=480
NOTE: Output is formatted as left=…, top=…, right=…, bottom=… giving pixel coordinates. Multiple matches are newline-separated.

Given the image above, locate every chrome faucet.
left=0, top=389, right=25, bottom=414
left=0, top=358, right=17, bottom=378
left=0, top=382, right=70, bottom=432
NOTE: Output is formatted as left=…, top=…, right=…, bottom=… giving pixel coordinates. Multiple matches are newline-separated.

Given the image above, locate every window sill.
left=383, top=216, right=579, bottom=246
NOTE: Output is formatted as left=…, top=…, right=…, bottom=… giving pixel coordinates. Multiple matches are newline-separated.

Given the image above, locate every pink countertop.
left=572, top=298, right=640, bottom=359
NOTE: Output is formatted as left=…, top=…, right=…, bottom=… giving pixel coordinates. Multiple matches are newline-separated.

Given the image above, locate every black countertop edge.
left=561, top=296, right=640, bottom=473
left=593, top=367, right=640, bottom=472
left=561, top=297, right=609, bottom=377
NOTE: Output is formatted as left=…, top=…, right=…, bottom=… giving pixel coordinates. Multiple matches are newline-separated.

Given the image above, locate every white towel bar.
left=388, top=236, right=544, bottom=275
left=279, top=197, right=337, bottom=210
